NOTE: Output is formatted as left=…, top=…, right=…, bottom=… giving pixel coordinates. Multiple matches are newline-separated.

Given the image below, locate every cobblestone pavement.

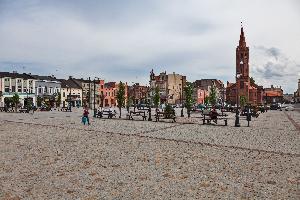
left=0, top=109, right=299, bottom=199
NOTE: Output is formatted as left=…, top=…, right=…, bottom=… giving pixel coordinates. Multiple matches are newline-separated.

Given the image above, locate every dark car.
left=270, top=104, right=279, bottom=110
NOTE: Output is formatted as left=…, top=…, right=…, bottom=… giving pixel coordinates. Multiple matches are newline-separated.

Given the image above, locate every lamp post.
left=26, top=89, right=29, bottom=112
left=235, top=63, right=242, bottom=127
left=69, top=85, right=72, bottom=112
left=93, top=77, right=99, bottom=118
left=181, top=77, right=184, bottom=117
left=88, top=77, right=91, bottom=109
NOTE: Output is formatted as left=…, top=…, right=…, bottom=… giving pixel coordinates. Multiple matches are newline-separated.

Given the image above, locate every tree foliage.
left=37, top=96, right=43, bottom=107
left=209, top=84, right=217, bottom=106
left=11, top=93, right=20, bottom=112
left=184, top=82, right=194, bottom=118
left=153, top=86, right=160, bottom=108
left=240, top=95, right=247, bottom=108
left=164, top=104, right=174, bottom=118
left=250, top=77, right=255, bottom=85
left=204, top=96, right=210, bottom=105
left=4, top=97, right=12, bottom=107
left=116, top=82, right=126, bottom=118
left=56, top=92, right=61, bottom=107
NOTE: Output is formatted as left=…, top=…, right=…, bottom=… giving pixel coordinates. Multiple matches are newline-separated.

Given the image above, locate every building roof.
left=0, top=72, right=33, bottom=79
left=25, top=74, right=59, bottom=82
left=264, top=91, right=283, bottom=97
left=59, top=79, right=82, bottom=89
left=226, top=82, right=236, bottom=88
left=104, top=82, right=116, bottom=88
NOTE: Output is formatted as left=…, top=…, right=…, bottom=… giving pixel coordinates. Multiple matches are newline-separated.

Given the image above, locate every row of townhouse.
left=0, top=71, right=130, bottom=108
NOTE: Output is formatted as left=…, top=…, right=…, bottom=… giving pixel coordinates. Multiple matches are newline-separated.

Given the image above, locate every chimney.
left=12, top=71, right=17, bottom=74
left=69, top=76, right=73, bottom=80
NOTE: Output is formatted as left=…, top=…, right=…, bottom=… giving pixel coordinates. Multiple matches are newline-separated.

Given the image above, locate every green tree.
left=209, top=84, right=217, bottom=106
left=184, top=82, right=194, bottom=118
left=250, top=77, right=255, bottom=85
left=240, top=95, right=247, bottom=108
left=56, top=92, right=61, bottom=107
left=153, top=86, right=160, bottom=108
left=164, top=104, right=174, bottom=118
left=11, top=93, right=20, bottom=112
left=37, top=96, right=43, bottom=107
left=126, top=96, right=133, bottom=111
left=116, top=81, right=126, bottom=118
left=204, top=96, right=210, bottom=105
left=4, top=97, right=12, bottom=108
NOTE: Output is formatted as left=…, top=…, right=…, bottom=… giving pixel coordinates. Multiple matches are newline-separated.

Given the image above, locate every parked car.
left=270, top=104, right=279, bottom=110
left=285, top=105, right=294, bottom=111
left=197, top=104, right=206, bottom=109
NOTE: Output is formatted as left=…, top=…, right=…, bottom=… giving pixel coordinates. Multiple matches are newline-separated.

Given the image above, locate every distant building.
left=128, top=83, right=149, bottom=105
left=264, top=85, right=283, bottom=104
left=59, top=78, right=82, bottom=107
left=193, top=79, right=225, bottom=104
left=294, top=79, right=300, bottom=103
left=226, top=25, right=264, bottom=105
left=283, top=93, right=294, bottom=103
left=194, top=88, right=209, bottom=104
left=25, top=74, right=61, bottom=107
left=99, top=81, right=128, bottom=107
left=72, top=78, right=101, bottom=108
left=0, top=71, right=36, bottom=107
left=149, top=70, right=186, bottom=104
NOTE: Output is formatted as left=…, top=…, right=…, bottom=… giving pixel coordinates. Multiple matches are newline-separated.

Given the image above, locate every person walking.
left=83, top=105, right=90, bottom=125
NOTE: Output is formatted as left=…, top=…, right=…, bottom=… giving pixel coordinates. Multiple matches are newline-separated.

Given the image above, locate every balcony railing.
left=2, top=92, right=35, bottom=95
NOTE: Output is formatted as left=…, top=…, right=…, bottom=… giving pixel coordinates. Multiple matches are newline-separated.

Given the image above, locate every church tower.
left=236, top=24, right=250, bottom=103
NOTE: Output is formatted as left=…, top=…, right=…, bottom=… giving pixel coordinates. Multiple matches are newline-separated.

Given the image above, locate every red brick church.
left=226, top=25, right=264, bottom=105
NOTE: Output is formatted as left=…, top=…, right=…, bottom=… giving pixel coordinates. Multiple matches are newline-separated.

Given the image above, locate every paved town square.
left=0, top=108, right=299, bottom=199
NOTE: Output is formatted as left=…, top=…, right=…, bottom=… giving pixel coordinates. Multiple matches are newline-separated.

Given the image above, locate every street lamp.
left=93, top=77, right=100, bottom=118
left=26, top=88, right=29, bottom=112
left=235, top=64, right=242, bottom=127
left=181, top=77, right=184, bottom=117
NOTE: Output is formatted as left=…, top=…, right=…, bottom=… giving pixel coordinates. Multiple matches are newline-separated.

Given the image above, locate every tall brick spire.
left=239, top=22, right=246, bottom=48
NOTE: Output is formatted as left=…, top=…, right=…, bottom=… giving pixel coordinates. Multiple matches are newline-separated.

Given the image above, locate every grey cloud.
left=254, top=46, right=281, bottom=60
left=256, top=62, right=284, bottom=79
left=0, top=0, right=300, bottom=93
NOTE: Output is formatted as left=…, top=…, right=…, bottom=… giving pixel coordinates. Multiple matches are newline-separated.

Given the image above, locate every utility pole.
left=93, top=78, right=96, bottom=117
left=88, top=77, right=91, bottom=109
left=181, top=77, right=184, bottom=117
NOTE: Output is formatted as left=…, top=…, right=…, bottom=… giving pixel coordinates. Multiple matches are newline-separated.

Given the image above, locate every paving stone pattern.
left=0, top=108, right=299, bottom=199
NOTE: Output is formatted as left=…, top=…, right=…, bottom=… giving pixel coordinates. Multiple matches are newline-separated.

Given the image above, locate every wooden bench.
left=96, top=110, right=116, bottom=119
left=60, top=107, right=71, bottom=112
left=0, top=107, right=5, bottom=112
left=19, top=108, right=29, bottom=113
left=127, top=110, right=147, bottom=120
left=202, top=111, right=228, bottom=126
left=155, top=111, right=176, bottom=123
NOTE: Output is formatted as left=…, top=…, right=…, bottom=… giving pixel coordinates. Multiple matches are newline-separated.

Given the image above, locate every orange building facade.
left=226, top=26, right=264, bottom=106
left=97, top=81, right=128, bottom=107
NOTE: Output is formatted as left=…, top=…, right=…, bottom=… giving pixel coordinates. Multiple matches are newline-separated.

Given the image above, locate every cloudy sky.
left=0, top=0, right=299, bottom=93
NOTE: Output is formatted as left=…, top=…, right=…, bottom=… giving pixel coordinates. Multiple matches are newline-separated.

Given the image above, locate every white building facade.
left=0, top=72, right=36, bottom=107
